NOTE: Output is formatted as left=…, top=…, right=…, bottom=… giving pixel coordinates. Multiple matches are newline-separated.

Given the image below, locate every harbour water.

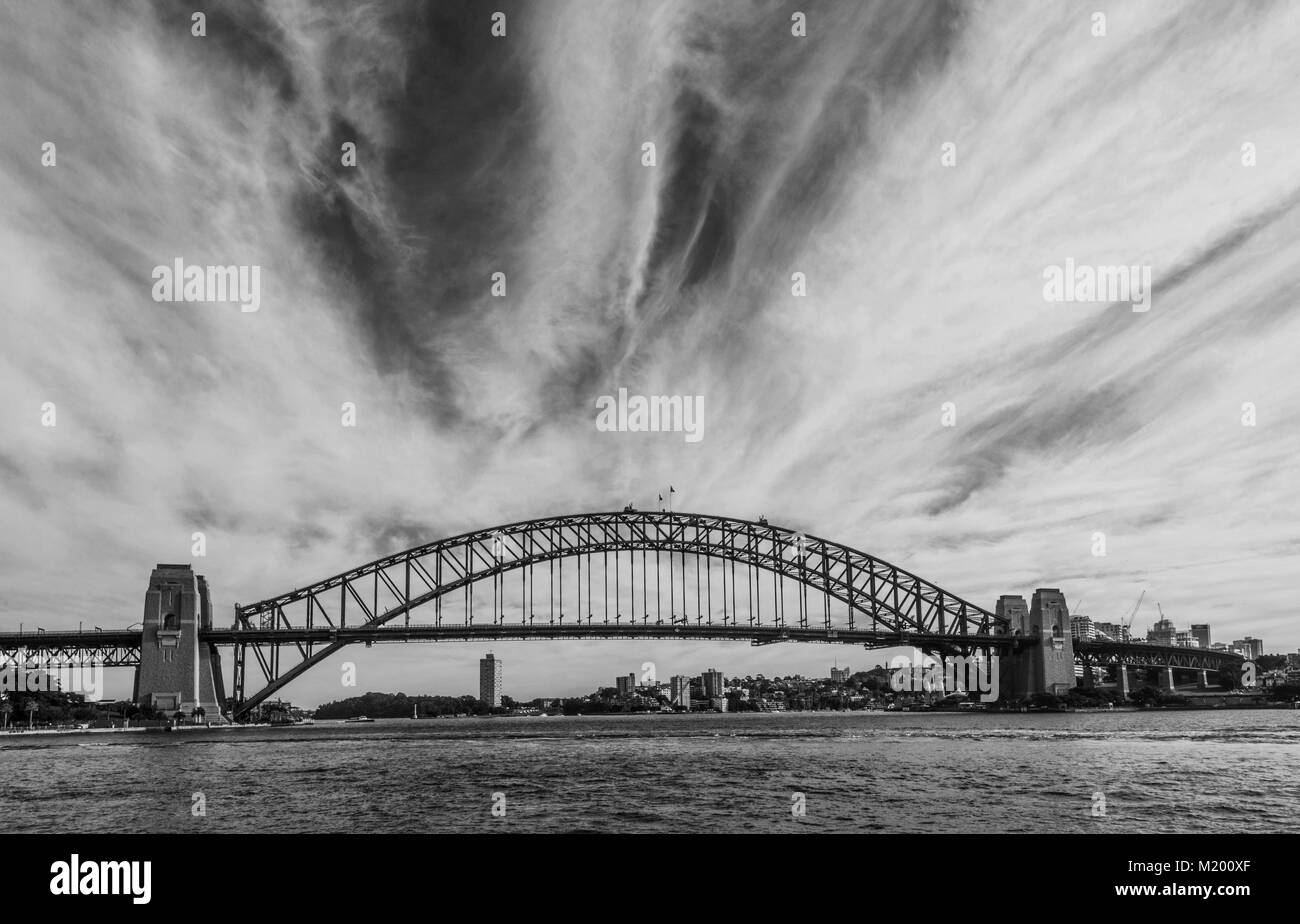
left=2, top=711, right=1296, bottom=833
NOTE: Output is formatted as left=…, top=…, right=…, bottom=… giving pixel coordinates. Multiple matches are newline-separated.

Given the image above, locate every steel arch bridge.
left=223, top=510, right=1011, bottom=719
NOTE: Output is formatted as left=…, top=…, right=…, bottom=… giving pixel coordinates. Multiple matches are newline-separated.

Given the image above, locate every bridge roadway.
left=1, top=626, right=1243, bottom=670
left=203, top=623, right=1015, bottom=649
left=1074, top=638, right=1243, bottom=672
left=0, top=624, right=1016, bottom=652
left=0, top=629, right=142, bottom=667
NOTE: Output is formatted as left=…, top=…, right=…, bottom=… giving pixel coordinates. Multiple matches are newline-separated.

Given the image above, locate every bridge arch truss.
left=227, top=511, right=1008, bottom=718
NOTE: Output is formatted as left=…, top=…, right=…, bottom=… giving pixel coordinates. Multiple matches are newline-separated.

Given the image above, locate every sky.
left=1, top=0, right=1297, bottom=706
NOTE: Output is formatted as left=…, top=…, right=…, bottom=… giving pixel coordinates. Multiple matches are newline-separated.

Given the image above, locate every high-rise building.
left=479, top=653, right=503, bottom=708
left=702, top=669, right=725, bottom=699
left=830, top=666, right=851, bottom=685
left=689, top=676, right=705, bottom=702
left=1232, top=637, right=1264, bottom=660
left=1070, top=615, right=1096, bottom=641
left=1147, top=619, right=1177, bottom=646
left=615, top=673, right=637, bottom=697
left=1092, top=621, right=1130, bottom=643
left=1175, top=630, right=1199, bottom=648
left=1191, top=624, right=1211, bottom=650
left=669, top=675, right=691, bottom=709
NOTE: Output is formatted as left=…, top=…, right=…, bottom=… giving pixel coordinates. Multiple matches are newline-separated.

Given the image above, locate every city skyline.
left=301, top=624, right=1290, bottom=710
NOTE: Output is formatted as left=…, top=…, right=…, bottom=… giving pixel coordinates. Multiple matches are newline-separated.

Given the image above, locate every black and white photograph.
left=0, top=0, right=1295, bottom=903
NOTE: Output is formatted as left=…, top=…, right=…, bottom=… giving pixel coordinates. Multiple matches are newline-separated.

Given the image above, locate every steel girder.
left=0, top=631, right=141, bottom=668
left=1074, top=639, right=1245, bottom=672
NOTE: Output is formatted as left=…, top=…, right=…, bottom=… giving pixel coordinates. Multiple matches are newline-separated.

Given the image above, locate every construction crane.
left=1123, top=590, right=1145, bottom=638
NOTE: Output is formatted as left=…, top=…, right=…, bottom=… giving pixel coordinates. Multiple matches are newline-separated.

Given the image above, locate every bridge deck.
left=0, top=630, right=140, bottom=647
left=1074, top=638, right=1243, bottom=670
left=0, top=628, right=1241, bottom=666
left=202, top=623, right=1016, bottom=649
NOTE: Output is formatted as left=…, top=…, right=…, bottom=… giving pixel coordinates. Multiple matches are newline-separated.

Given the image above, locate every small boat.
left=344, top=715, right=375, bottom=724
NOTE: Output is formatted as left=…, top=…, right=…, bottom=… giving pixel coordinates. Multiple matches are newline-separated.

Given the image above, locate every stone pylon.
left=133, top=564, right=227, bottom=721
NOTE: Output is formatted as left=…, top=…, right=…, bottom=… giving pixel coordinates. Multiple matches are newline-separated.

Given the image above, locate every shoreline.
left=4, top=702, right=1292, bottom=737
left=0, top=722, right=276, bottom=738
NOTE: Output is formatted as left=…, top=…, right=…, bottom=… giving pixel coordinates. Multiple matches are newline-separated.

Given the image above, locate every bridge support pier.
left=1158, top=665, right=1176, bottom=692
left=1197, top=669, right=1209, bottom=690
left=134, top=564, right=228, bottom=722
left=996, top=590, right=1076, bottom=699
left=1116, top=665, right=1130, bottom=697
